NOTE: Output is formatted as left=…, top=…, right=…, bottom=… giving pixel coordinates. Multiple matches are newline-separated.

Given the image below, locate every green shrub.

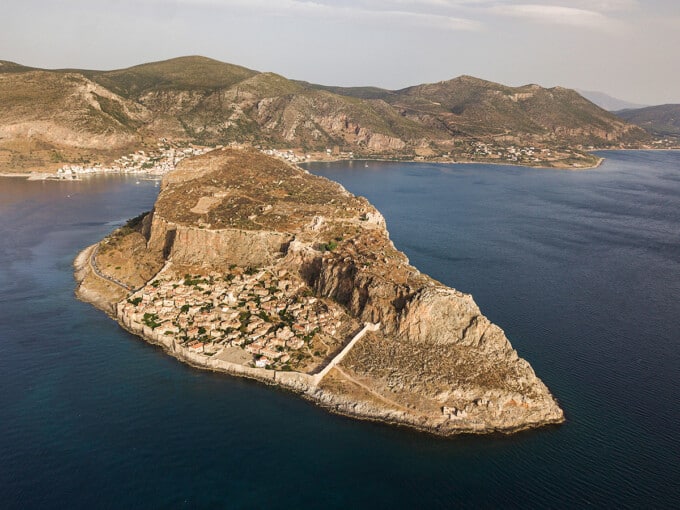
left=142, top=312, right=161, bottom=330
left=320, top=240, right=338, bottom=252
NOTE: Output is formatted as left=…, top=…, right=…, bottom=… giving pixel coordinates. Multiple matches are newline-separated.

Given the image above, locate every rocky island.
left=75, top=148, right=564, bottom=435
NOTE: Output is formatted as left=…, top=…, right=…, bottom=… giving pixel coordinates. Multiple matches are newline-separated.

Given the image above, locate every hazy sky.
left=3, top=0, right=679, bottom=104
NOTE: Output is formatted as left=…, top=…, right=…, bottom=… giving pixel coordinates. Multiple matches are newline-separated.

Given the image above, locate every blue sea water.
left=1, top=152, right=679, bottom=508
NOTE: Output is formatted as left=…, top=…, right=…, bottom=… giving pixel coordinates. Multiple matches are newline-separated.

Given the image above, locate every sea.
left=0, top=151, right=678, bottom=509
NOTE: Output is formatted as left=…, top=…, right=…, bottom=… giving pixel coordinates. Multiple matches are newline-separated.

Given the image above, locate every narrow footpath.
left=333, top=365, right=410, bottom=413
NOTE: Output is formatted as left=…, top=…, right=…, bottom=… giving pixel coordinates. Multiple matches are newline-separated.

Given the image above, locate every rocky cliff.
left=75, top=148, right=564, bottom=435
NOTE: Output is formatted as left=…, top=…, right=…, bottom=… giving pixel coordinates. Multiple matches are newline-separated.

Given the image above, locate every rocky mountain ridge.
left=1, top=56, right=650, bottom=173
left=615, top=104, right=680, bottom=140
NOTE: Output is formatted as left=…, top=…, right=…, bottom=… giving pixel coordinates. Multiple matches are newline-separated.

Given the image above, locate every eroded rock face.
left=76, top=147, right=564, bottom=435
left=398, top=288, right=500, bottom=348
left=146, top=214, right=292, bottom=269
left=281, top=236, right=564, bottom=432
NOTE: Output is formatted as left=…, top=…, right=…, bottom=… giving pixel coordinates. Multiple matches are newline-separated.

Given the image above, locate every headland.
left=74, top=147, right=564, bottom=435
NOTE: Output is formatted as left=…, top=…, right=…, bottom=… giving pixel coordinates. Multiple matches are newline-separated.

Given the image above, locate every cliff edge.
left=75, top=148, right=564, bottom=435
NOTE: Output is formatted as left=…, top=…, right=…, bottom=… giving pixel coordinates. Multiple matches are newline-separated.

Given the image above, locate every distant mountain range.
left=614, top=104, right=680, bottom=139
left=0, top=56, right=651, bottom=172
left=576, top=88, right=680, bottom=140
left=577, top=90, right=648, bottom=112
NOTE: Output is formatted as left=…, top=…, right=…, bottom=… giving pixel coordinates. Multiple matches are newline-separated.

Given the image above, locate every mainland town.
left=54, top=139, right=213, bottom=180
left=44, top=135, right=680, bottom=181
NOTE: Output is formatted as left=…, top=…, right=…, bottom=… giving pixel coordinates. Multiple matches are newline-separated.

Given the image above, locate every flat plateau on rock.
left=75, top=148, right=564, bottom=435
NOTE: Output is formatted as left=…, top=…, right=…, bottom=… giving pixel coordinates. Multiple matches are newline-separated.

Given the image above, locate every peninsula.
left=75, top=147, right=564, bottom=435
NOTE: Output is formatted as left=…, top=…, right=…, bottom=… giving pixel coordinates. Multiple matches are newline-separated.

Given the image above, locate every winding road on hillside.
left=89, top=244, right=134, bottom=292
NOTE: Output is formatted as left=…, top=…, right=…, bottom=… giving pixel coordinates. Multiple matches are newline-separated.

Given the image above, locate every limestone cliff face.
left=146, top=214, right=291, bottom=269
left=312, top=114, right=407, bottom=151
left=77, top=148, right=564, bottom=435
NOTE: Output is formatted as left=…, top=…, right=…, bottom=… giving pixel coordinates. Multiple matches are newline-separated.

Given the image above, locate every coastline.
left=74, top=241, right=564, bottom=437
left=299, top=154, right=606, bottom=171
left=23, top=145, right=680, bottom=179
left=594, top=147, right=680, bottom=153
left=1, top=148, right=613, bottom=180
left=0, top=172, right=77, bottom=180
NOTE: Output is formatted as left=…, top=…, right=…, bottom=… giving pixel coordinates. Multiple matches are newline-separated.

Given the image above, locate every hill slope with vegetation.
left=0, top=56, right=651, bottom=172
left=615, top=104, right=680, bottom=139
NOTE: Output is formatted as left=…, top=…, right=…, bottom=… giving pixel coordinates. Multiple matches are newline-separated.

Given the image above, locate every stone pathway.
left=311, top=322, right=380, bottom=385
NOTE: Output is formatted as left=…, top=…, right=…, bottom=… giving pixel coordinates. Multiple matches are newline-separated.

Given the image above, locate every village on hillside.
left=55, top=140, right=214, bottom=179
left=118, top=265, right=357, bottom=372
left=45, top=134, right=628, bottom=181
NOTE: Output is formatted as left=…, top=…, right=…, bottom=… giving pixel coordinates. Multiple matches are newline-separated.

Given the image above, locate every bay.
left=1, top=151, right=678, bottom=508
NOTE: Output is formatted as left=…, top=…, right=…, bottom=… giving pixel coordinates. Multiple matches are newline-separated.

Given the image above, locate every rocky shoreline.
left=74, top=148, right=565, bottom=436
left=74, top=252, right=564, bottom=436
left=305, top=154, right=606, bottom=170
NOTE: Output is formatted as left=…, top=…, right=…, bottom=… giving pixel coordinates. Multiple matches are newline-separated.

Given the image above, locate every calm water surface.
left=1, top=152, right=679, bottom=508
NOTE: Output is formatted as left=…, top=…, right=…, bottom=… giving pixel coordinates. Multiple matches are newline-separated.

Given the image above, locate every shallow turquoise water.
left=1, top=152, right=679, bottom=508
